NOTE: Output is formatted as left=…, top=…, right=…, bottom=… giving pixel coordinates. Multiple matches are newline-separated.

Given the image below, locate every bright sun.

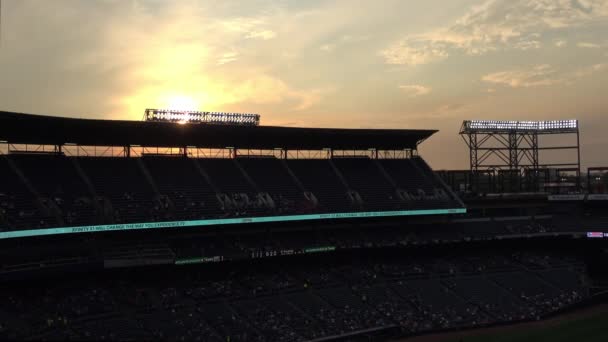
left=165, top=95, right=199, bottom=111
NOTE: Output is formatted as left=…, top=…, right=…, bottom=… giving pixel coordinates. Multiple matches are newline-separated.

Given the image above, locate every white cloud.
left=221, top=17, right=277, bottom=40
left=482, top=63, right=608, bottom=88
left=430, top=103, right=466, bottom=117
left=514, top=39, right=541, bottom=50
left=320, top=44, right=335, bottom=52
left=554, top=40, right=567, bottom=47
left=189, top=74, right=333, bottom=111
left=399, top=84, right=432, bottom=97
left=571, top=63, right=608, bottom=78
left=577, top=42, right=601, bottom=48
left=217, top=52, right=239, bottom=65
left=321, top=35, right=370, bottom=53
left=408, top=103, right=467, bottom=118
left=245, top=30, right=277, bottom=40
left=340, top=35, right=370, bottom=43
left=381, top=0, right=608, bottom=65
left=221, top=17, right=265, bottom=32
left=381, top=44, right=448, bottom=66
left=482, top=64, right=562, bottom=88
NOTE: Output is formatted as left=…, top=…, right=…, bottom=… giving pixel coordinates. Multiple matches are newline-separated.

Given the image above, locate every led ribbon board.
left=0, top=208, right=466, bottom=240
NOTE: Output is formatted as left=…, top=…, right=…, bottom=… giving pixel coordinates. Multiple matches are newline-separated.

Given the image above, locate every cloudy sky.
left=1, top=0, right=607, bottom=169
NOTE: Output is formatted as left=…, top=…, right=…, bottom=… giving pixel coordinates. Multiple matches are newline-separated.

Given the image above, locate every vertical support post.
left=587, top=168, right=591, bottom=194
left=369, top=149, right=378, bottom=159
left=531, top=132, right=539, bottom=192
left=406, top=148, right=413, bottom=159
left=508, top=132, right=518, bottom=171
left=469, top=133, right=479, bottom=193
left=531, top=133, right=539, bottom=171
left=577, top=127, right=582, bottom=191
left=508, top=132, right=518, bottom=192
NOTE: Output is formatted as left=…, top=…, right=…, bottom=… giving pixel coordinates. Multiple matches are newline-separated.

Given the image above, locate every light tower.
left=460, top=120, right=581, bottom=193
left=143, top=109, right=260, bottom=126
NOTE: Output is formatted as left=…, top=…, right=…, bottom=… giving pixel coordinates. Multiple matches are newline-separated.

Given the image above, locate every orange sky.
left=0, top=0, right=607, bottom=169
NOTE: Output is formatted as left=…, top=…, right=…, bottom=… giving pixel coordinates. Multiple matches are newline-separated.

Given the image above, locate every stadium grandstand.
left=0, top=111, right=607, bottom=341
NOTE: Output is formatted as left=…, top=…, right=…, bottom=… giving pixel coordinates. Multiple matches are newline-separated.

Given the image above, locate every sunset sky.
left=0, top=0, right=607, bottom=169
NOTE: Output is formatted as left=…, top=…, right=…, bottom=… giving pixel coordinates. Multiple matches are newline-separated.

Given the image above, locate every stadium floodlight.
left=144, top=108, right=260, bottom=126
left=463, top=119, right=578, bottom=133
left=460, top=118, right=582, bottom=192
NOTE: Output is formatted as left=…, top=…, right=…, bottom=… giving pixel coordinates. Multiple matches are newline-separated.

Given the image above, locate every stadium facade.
left=0, top=111, right=605, bottom=341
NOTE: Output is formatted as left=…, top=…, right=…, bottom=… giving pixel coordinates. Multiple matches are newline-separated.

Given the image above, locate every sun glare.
left=165, top=95, right=199, bottom=111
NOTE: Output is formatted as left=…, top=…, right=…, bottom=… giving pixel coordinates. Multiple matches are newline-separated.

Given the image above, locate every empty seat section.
left=379, top=159, right=434, bottom=193
left=198, top=158, right=267, bottom=216
left=200, top=302, right=263, bottom=341
left=379, top=159, right=447, bottom=209
left=136, top=309, right=222, bottom=341
left=411, top=157, right=458, bottom=203
left=357, top=285, right=419, bottom=328
left=142, top=157, right=220, bottom=220
left=11, top=154, right=96, bottom=226
left=197, top=159, right=253, bottom=194
left=0, top=157, right=53, bottom=229
left=77, top=157, right=154, bottom=223
left=232, top=298, right=306, bottom=341
left=286, top=160, right=349, bottom=213
left=332, top=158, right=400, bottom=211
left=396, top=279, right=481, bottom=328
left=237, top=158, right=304, bottom=214
left=538, top=269, right=586, bottom=293
left=317, top=286, right=365, bottom=310
left=445, top=276, right=526, bottom=321
left=491, top=271, right=565, bottom=314
left=285, top=292, right=343, bottom=335
left=316, top=287, right=382, bottom=330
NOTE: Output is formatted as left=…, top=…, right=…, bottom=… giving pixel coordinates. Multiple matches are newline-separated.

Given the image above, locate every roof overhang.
left=0, top=111, right=437, bottom=150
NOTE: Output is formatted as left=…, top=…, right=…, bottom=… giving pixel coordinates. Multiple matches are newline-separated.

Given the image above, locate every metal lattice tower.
left=460, top=120, right=581, bottom=192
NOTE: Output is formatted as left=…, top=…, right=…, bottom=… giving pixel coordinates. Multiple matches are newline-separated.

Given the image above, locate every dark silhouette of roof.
left=0, top=111, right=437, bottom=150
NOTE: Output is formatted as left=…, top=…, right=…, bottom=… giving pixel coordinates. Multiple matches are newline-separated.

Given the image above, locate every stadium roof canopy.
left=0, top=111, right=436, bottom=150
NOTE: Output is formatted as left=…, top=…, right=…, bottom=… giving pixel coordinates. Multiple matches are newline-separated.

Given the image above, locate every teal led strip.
left=0, top=208, right=466, bottom=240
left=304, top=246, right=336, bottom=253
